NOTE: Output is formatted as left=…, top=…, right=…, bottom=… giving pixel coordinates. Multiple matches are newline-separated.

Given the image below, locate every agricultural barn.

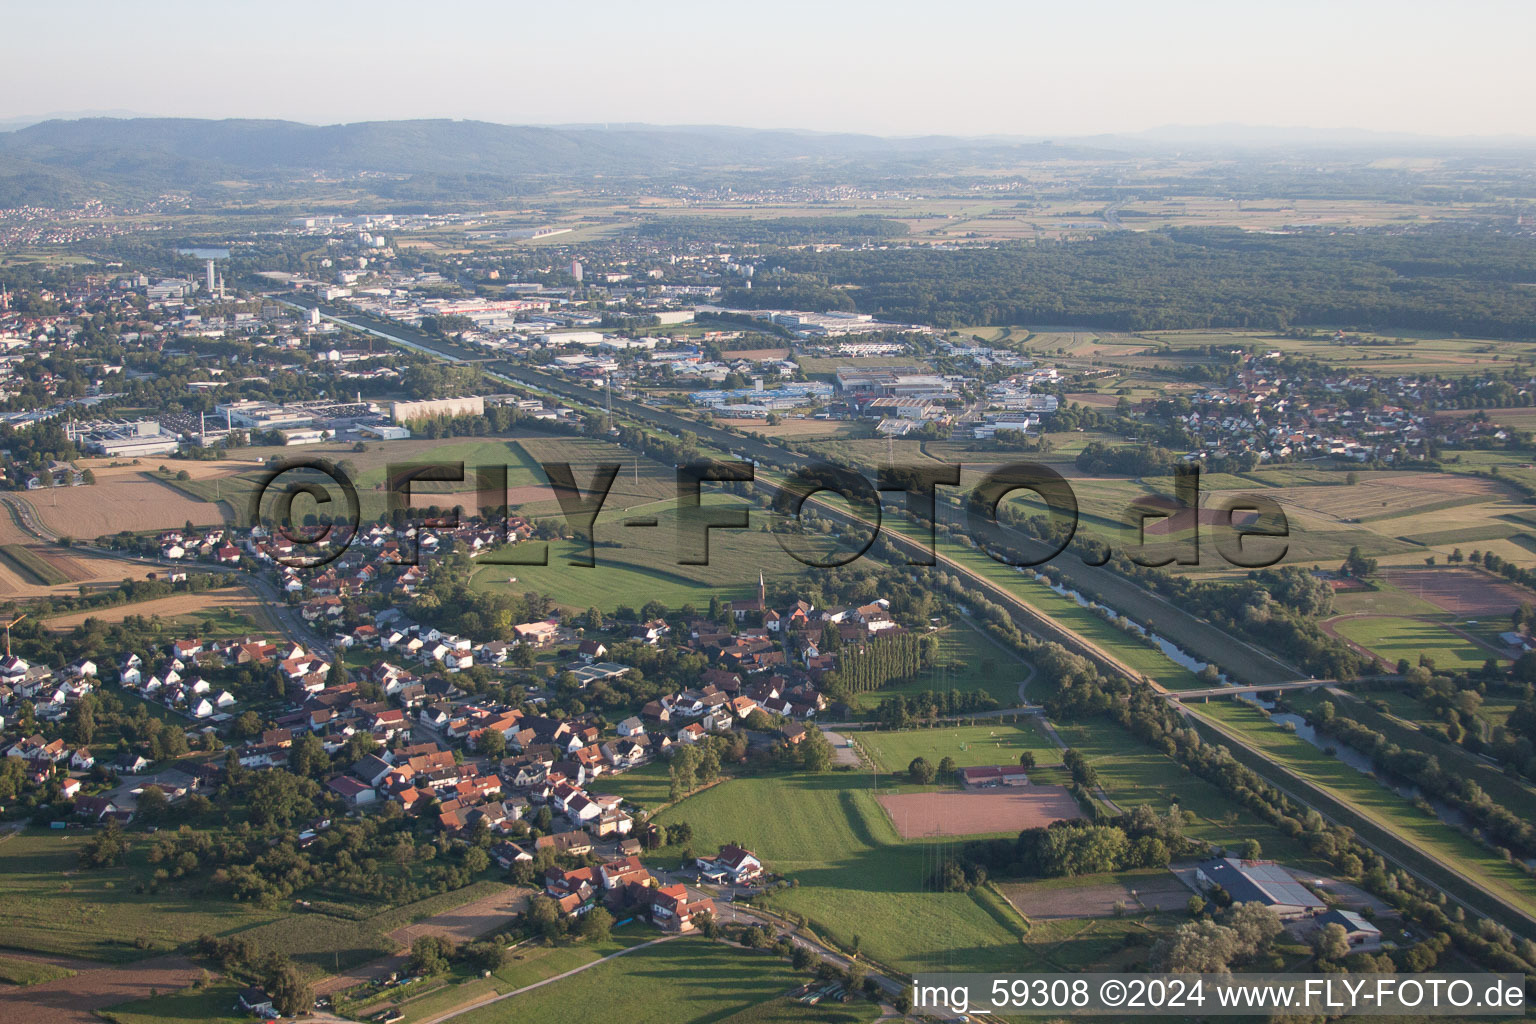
left=1315, top=908, right=1382, bottom=951
left=1194, top=857, right=1324, bottom=919
left=959, top=765, right=1031, bottom=789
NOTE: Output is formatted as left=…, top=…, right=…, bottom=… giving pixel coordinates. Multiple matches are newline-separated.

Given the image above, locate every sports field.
left=877, top=787, right=1082, bottom=838
left=857, top=721, right=1059, bottom=774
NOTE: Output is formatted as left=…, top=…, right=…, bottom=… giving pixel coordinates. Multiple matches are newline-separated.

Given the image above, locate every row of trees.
left=871, top=689, right=1002, bottom=729
left=822, top=632, right=935, bottom=695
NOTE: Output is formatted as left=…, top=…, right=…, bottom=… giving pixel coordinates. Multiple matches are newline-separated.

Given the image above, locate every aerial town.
left=3, top=8, right=1536, bottom=1023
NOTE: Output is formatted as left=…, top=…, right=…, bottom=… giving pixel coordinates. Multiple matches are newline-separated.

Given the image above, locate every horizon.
left=4, top=0, right=1535, bottom=138
left=4, top=114, right=1535, bottom=150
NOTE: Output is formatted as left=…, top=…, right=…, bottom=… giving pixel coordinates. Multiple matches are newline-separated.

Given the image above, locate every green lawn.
left=589, top=761, right=673, bottom=811
left=384, top=928, right=654, bottom=1024
left=452, top=937, right=876, bottom=1024
left=857, top=721, right=1059, bottom=774
left=1190, top=699, right=1536, bottom=918
left=1331, top=616, right=1501, bottom=672
left=650, top=772, right=1027, bottom=975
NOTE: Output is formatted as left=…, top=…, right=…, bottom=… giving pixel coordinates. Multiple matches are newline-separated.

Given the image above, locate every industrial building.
left=74, top=420, right=182, bottom=457
left=390, top=396, right=485, bottom=425
left=834, top=368, right=952, bottom=398
left=216, top=400, right=318, bottom=431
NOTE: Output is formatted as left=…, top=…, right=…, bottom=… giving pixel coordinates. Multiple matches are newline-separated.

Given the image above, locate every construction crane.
left=3, top=613, right=23, bottom=658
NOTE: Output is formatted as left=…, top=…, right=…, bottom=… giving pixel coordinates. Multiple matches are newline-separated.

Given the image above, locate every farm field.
left=0, top=952, right=78, bottom=986
left=1327, top=615, right=1504, bottom=673
left=237, top=881, right=521, bottom=978
left=0, top=543, right=69, bottom=585
left=140, top=432, right=683, bottom=527
left=0, top=831, right=511, bottom=979
left=1190, top=699, right=1536, bottom=919
left=314, top=883, right=527, bottom=996
left=98, top=981, right=248, bottom=1024
left=27, top=475, right=228, bottom=537
left=1131, top=328, right=1536, bottom=376
left=0, top=508, right=162, bottom=600
left=649, top=772, right=1027, bottom=974
left=0, top=953, right=205, bottom=1024
left=0, top=830, right=280, bottom=962
left=450, top=937, right=877, bottom=1024
left=857, top=721, right=1058, bottom=774
left=40, top=584, right=283, bottom=635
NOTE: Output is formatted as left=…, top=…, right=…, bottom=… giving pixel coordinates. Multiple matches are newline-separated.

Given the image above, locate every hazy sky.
left=5, top=0, right=1533, bottom=138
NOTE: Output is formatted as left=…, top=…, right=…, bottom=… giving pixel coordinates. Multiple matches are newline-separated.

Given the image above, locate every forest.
left=720, top=227, right=1536, bottom=337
